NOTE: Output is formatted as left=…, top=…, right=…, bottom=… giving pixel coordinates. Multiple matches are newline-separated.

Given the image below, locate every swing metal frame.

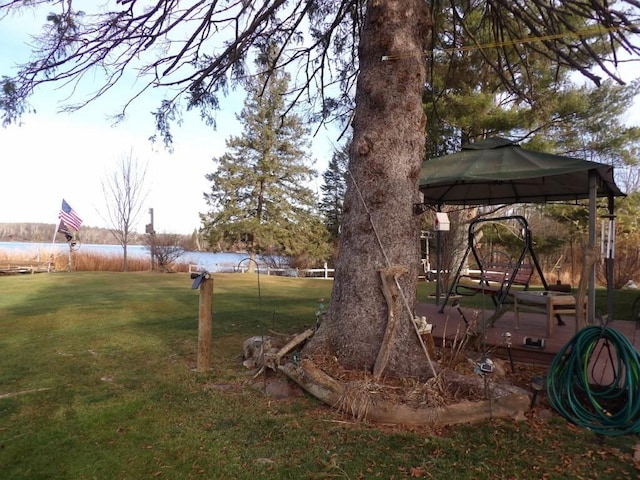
left=439, top=215, right=549, bottom=318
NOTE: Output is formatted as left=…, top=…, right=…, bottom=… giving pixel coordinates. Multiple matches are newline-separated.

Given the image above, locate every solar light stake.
left=531, top=375, right=544, bottom=408
left=503, top=332, right=515, bottom=373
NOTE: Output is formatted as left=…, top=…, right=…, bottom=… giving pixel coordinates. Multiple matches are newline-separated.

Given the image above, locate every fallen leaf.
left=410, top=466, right=425, bottom=477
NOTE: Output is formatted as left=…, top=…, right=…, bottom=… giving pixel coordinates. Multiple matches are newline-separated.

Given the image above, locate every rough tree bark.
left=305, top=0, right=433, bottom=379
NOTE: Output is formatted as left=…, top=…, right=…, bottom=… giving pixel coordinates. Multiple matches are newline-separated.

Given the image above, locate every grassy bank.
left=1, top=272, right=638, bottom=479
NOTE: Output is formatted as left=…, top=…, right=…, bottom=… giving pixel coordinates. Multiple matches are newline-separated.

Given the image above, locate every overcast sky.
left=0, top=4, right=337, bottom=235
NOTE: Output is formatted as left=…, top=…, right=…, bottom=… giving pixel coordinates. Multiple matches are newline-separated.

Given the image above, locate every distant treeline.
left=0, top=223, right=194, bottom=246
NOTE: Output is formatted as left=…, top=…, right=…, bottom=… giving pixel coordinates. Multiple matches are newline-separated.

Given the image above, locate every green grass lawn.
left=1, top=272, right=638, bottom=479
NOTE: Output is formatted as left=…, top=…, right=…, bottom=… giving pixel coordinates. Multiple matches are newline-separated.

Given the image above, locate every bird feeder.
left=434, top=212, right=450, bottom=231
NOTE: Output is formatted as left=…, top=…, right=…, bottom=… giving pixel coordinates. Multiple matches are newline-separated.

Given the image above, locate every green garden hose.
left=547, top=325, right=640, bottom=436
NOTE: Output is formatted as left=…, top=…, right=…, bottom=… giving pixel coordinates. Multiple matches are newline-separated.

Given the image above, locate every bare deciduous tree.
left=145, top=233, right=185, bottom=272
left=101, top=150, right=149, bottom=272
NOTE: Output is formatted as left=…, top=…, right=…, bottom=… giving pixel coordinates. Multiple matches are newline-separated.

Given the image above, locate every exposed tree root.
left=244, top=323, right=530, bottom=427
left=279, top=358, right=530, bottom=427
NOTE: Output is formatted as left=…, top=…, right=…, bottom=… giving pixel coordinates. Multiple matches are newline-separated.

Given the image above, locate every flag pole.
left=55, top=199, right=83, bottom=272
left=48, top=219, right=58, bottom=273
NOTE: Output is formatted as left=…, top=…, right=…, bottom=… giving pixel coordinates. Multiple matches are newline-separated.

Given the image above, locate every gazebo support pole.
left=435, top=203, right=444, bottom=306
left=435, top=230, right=442, bottom=306
left=588, top=171, right=597, bottom=325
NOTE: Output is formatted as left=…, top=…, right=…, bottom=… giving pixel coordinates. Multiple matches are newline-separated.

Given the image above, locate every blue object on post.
left=191, top=271, right=210, bottom=289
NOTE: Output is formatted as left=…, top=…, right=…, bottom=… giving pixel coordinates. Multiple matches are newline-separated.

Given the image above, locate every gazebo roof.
left=419, top=137, right=624, bottom=205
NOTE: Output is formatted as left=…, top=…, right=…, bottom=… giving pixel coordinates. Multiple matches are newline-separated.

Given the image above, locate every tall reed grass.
left=0, top=249, right=189, bottom=272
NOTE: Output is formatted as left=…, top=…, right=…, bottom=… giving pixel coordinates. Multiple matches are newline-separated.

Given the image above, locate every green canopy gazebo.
left=419, top=136, right=626, bottom=323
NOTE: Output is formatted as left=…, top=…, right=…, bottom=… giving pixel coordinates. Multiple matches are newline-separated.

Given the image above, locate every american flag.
left=58, top=199, right=83, bottom=231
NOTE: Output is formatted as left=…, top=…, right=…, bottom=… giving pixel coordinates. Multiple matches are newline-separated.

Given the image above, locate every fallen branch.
left=0, top=388, right=51, bottom=399
left=279, top=359, right=529, bottom=427
left=275, top=329, right=314, bottom=363
left=373, top=266, right=408, bottom=380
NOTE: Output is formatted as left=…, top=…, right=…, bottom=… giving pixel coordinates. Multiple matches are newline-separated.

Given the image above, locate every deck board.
left=416, top=298, right=640, bottom=369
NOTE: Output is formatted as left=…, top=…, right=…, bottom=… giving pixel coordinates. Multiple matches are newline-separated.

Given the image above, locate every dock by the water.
left=0, top=261, right=50, bottom=275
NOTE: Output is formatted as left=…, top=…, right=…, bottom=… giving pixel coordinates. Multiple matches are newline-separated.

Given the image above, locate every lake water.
left=0, top=241, right=271, bottom=273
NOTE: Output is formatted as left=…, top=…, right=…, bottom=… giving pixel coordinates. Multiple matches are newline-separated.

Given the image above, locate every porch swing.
left=439, top=215, right=550, bottom=322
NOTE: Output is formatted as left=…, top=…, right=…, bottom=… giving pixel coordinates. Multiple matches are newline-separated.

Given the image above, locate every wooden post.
left=197, top=276, right=213, bottom=372
left=68, top=243, right=73, bottom=272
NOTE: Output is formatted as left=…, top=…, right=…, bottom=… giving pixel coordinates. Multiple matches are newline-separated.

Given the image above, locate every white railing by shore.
left=188, top=264, right=335, bottom=279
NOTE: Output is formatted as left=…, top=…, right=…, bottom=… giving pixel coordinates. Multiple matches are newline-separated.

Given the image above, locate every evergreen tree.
left=201, top=51, right=330, bottom=267
left=425, top=5, right=640, bottom=165
left=524, top=80, right=640, bottom=171
left=319, top=141, right=349, bottom=250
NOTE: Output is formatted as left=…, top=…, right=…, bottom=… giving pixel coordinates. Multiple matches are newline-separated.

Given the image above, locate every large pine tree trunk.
left=306, top=0, right=433, bottom=379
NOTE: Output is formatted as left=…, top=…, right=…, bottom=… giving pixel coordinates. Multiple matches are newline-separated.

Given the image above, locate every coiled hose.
left=547, top=325, right=640, bottom=436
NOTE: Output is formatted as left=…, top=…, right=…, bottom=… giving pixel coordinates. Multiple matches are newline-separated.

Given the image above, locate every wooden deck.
left=0, top=261, right=50, bottom=275
left=416, top=296, right=640, bottom=369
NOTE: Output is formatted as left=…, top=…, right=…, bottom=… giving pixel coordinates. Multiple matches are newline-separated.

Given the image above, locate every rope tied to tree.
left=346, top=169, right=438, bottom=378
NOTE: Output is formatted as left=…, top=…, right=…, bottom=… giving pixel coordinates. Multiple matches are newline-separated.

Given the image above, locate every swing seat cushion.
left=456, top=263, right=534, bottom=297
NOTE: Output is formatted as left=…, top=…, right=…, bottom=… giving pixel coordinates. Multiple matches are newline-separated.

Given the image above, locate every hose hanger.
left=547, top=325, right=640, bottom=436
